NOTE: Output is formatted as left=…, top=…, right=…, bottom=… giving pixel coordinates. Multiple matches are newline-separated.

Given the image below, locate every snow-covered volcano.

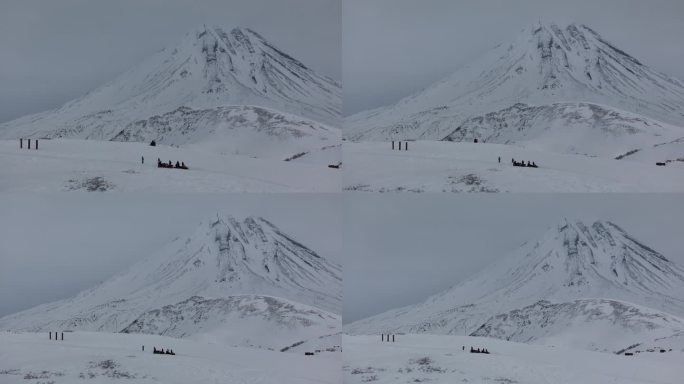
left=0, top=25, right=341, bottom=142
left=345, top=219, right=684, bottom=351
left=0, top=215, right=342, bottom=349
left=346, top=23, right=684, bottom=155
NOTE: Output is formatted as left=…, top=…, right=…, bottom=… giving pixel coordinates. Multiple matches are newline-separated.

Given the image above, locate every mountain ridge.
left=0, top=214, right=342, bottom=344
left=345, top=22, right=684, bottom=153
left=0, top=25, right=341, bottom=142
left=344, top=219, right=684, bottom=352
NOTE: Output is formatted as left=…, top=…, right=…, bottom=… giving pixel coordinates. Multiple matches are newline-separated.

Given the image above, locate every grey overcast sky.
left=343, top=0, right=684, bottom=115
left=343, top=194, right=684, bottom=324
left=0, top=0, right=341, bottom=123
left=0, top=194, right=342, bottom=318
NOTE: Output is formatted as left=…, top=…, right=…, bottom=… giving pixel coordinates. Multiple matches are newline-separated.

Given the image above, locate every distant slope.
left=0, top=26, right=341, bottom=141
left=471, top=299, right=684, bottom=352
left=0, top=215, right=342, bottom=346
left=109, top=105, right=339, bottom=162
left=121, top=295, right=339, bottom=350
left=346, top=23, right=684, bottom=156
left=345, top=219, right=684, bottom=351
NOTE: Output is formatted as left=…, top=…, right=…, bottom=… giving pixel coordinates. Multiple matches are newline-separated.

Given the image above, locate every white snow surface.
left=0, top=139, right=340, bottom=192
left=0, top=215, right=342, bottom=351
left=343, top=141, right=684, bottom=193
left=0, top=331, right=340, bottom=384
left=343, top=334, right=682, bottom=384
left=345, top=220, right=684, bottom=353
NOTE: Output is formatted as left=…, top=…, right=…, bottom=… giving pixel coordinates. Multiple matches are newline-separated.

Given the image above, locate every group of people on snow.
left=469, top=346, right=490, bottom=354
left=157, top=158, right=188, bottom=170
left=511, top=158, right=538, bottom=168
left=153, top=347, right=175, bottom=355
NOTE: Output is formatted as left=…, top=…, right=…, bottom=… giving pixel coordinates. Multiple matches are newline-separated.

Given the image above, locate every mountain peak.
left=175, top=213, right=341, bottom=311
left=0, top=213, right=342, bottom=334
left=0, top=24, right=341, bottom=139
left=345, top=219, right=684, bottom=339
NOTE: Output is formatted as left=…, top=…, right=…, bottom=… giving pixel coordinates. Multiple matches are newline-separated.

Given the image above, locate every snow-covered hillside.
left=345, top=219, right=684, bottom=352
left=121, top=295, right=339, bottom=351
left=442, top=102, right=684, bottom=158
left=0, top=331, right=340, bottom=384
left=346, top=22, right=684, bottom=157
left=109, top=105, right=339, bottom=161
left=0, top=215, right=341, bottom=350
left=0, top=26, right=340, bottom=142
left=343, top=334, right=682, bottom=384
left=471, top=299, right=684, bottom=352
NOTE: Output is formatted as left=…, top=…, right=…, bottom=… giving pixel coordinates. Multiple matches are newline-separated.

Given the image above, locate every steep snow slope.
left=346, top=23, right=684, bottom=149
left=0, top=215, right=342, bottom=347
left=345, top=219, right=684, bottom=343
left=0, top=25, right=341, bottom=140
left=471, top=299, right=684, bottom=352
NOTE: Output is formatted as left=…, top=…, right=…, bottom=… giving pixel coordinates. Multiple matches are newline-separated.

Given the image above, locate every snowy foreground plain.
left=343, top=141, right=684, bottom=193
left=0, top=331, right=340, bottom=384
left=0, top=139, right=340, bottom=192
left=343, top=334, right=682, bottom=384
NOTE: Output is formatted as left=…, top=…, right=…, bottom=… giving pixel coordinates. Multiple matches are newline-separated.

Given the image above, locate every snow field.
left=0, top=331, right=340, bottom=384
left=343, top=334, right=682, bottom=384
left=343, top=141, right=684, bottom=192
left=0, top=139, right=341, bottom=192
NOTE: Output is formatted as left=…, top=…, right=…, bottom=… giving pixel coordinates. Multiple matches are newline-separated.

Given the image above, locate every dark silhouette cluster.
left=512, top=158, right=538, bottom=168
left=157, top=158, right=188, bottom=170
left=153, top=347, right=175, bottom=355
left=470, top=346, right=490, bottom=354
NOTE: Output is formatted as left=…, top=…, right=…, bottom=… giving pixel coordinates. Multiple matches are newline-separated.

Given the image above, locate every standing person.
left=142, top=156, right=144, bottom=164
left=498, top=156, right=501, bottom=164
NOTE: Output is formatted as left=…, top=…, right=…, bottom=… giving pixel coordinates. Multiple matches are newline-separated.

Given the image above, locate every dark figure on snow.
left=142, top=345, right=144, bottom=351
left=153, top=347, right=157, bottom=353
left=175, top=161, right=180, bottom=168
left=511, top=158, right=515, bottom=165
left=527, top=161, right=531, bottom=167
left=181, top=162, right=187, bottom=169
left=498, top=156, right=501, bottom=164
left=142, top=156, right=144, bottom=164
left=168, top=160, right=172, bottom=167
left=150, top=140, right=156, bottom=147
